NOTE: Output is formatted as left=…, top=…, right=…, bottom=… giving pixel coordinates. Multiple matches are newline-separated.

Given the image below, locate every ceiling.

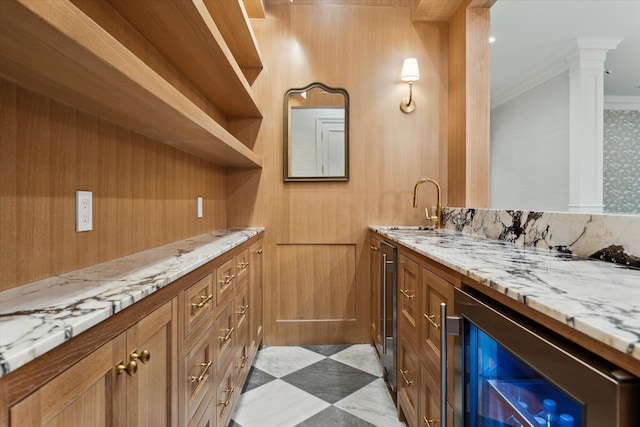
left=490, top=0, right=640, bottom=107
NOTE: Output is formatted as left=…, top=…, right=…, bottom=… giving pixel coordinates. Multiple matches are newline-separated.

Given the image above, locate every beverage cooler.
left=440, top=287, right=640, bottom=427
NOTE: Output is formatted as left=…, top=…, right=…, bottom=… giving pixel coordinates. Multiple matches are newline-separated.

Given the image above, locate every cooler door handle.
left=441, top=303, right=461, bottom=427
left=382, top=253, right=388, bottom=354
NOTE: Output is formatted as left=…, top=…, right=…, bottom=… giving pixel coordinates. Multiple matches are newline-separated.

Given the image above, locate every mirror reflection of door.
left=284, top=82, right=349, bottom=181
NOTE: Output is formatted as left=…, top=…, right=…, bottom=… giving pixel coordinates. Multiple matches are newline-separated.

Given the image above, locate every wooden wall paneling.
left=227, top=2, right=449, bottom=345
left=0, top=80, right=229, bottom=291
left=447, top=0, right=490, bottom=208
left=0, top=80, right=18, bottom=289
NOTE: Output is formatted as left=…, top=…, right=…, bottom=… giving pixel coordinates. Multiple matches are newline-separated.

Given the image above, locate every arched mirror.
left=284, top=82, right=349, bottom=181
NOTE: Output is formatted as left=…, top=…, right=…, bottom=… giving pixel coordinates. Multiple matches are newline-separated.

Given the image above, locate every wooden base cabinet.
left=9, top=300, right=176, bottom=427
left=4, top=235, right=264, bottom=427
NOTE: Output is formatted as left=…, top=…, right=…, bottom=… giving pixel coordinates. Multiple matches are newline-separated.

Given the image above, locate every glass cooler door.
left=467, top=323, right=583, bottom=427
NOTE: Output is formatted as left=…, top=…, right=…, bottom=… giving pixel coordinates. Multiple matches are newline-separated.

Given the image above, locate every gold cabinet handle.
left=424, top=417, right=440, bottom=427
left=400, top=289, right=415, bottom=299
left=424, top=313, right=440, bottom=330
left=237, top=261, right=249, bottom=270
left=191, top=294, right=213, bottom=313
left=116, top=360, right=138, bottom=376
left=130, top=349, right=151, bottom=364
left=189, top=361, right=212, bottom=384
left=237, top=354, right=249, bottom=370
left=219, top=274, right=235, bottom=286
left=400, top=369, right=415, bottom=386
left=256, top=248, right=263, bottom=254
left=370, top=245, right=379, bottom=251
left=237, top=304, right=249, bottom=316
left=218, top=327, right=235, bottom=342
left=218, top=387, right=235, bottom=415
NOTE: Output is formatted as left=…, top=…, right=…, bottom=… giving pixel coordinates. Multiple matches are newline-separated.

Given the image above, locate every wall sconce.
left=400, top=58, right=419, bottom=113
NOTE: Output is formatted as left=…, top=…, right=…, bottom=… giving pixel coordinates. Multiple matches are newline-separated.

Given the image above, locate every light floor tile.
left=231, top=379, right=330, bottom=427
left=330, top=344, right=384, bottom=377
left=335, top=378, right=406, bottom=427
left=252, top=346, right=326, bottom=378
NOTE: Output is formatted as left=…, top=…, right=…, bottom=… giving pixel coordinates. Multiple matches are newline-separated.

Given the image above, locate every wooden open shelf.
left=0, top=0, right=262, bottom=168
left=108, top=0, right=262, bottom=118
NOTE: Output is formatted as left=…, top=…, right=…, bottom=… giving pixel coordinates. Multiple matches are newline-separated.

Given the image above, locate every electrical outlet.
left=197, top=197, right=203, bottom=218
left=76, top=191, right=93, bottom=232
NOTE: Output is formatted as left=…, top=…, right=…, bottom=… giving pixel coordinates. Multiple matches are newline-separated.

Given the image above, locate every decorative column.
left=566, top=37, right=622, bottom=213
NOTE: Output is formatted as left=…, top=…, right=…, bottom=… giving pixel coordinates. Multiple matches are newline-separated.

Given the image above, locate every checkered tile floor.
left=229, top=344, right=406, bottom=427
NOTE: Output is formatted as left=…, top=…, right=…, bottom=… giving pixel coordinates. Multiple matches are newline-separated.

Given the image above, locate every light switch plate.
left=197, top=197, right=203, bottom=218
left=76, top=191, right=93, bottom=232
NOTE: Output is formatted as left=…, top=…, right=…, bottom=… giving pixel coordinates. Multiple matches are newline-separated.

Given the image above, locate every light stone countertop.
left=370, top=226, right=640, bottom=367
left=0, top=228, right=264, bottom=378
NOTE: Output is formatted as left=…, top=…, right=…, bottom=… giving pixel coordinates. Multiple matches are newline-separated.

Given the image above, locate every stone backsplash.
left=442, top=208, right=640, bottom=268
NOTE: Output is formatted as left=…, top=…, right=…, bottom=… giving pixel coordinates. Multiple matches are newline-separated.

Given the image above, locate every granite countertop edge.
left=0, top=227, right=264, bottom=378
left=369, top=226, right=640, bottom=366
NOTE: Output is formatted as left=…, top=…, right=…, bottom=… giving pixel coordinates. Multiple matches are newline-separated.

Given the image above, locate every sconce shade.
left=401, top=58, right=420, bottom=82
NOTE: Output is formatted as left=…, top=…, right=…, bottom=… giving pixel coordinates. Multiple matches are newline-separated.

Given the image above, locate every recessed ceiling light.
left=488, top=36, right=496, bottom=44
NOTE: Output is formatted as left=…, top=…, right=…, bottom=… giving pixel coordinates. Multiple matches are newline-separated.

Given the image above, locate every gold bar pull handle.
left=423, top=417, right=440, bottom=427
left=424, top=313, right=440, bottom=330
left=219, top=274, right=235, bottom=286
left=237, top=354, right=249, bottom=369
left=130, top=349, right=151, bottom=364
left=218, top=327, right=235, bottom=342
left=238, top=261, right=249, bottom=270
left=400, top=369, right=415, bottom=386
left=370, top=245, right=379, bottom=251
left=189, top=361, right=212, bottom=384
left=400, top=289, right=415, bottom=299
left=218, top=387, right=235, bottom=415
left=191, top=294, right=213, bottom=313
left=256, top=248, right=263, bottom=254
left=237, top=304, right=249, bottom=316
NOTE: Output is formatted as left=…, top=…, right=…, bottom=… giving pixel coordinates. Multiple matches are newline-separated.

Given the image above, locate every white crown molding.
left=604, top=96, right=640, bottom=111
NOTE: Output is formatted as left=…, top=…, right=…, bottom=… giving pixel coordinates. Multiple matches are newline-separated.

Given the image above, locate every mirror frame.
left=283, top=82, right=350, bottom=182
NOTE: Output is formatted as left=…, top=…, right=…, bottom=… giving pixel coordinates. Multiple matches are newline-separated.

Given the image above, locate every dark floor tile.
left=228, top=419, right=242, bottom=427
left=302, top=344, right=352, bottom=357
left=241, top=366, right=277, bottom=393
left=282, top=359, right=378, bottom=404
left=295, top=406, right=377, bottom=427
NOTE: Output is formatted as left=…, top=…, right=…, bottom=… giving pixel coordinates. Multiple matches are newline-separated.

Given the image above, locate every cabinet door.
left=419, top=364, right=454, bottom=427
left=126, top=300, right=176, bottom=427
left=398, top=335, right=419, bottom=427
left=421, top=267, right=455, bottom=402
left=369, top=236, right=382, bottom=356
left=10, top=335, right=126, bottom=427
left=398, top=252, right=419, bottom=337
left=248, top=239, right=263, bottom=357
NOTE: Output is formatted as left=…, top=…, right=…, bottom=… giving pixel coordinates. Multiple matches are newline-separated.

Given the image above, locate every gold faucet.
left=412, top=178, right=442, bottom=229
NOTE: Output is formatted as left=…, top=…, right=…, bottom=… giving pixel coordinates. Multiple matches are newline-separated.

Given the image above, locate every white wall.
left=490, top=74, right=570, bottom=211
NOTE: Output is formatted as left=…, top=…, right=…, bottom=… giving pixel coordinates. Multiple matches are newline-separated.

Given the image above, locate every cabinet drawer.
left=235, top=248, right=250, bottom=284
left=234, top=322, right=250, bottom=390
left=184, top=273, right=214, bottom=340
left=214, top=299, right=235, bottom=374
left=398, top=336, right=419, bottom=427
left=236, top=281, right=250, bottom=333
left=215, top=359, right=236, bottom=427
left=216, top=257, right=236, bottom=306
left=183, top=328, right=214, bottom=425
left=399, top=253, right=420, bottom=337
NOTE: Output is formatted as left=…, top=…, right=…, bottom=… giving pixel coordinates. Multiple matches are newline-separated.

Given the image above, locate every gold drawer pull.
left=219, top=327, right=235, bottom=342
left=218, top=387, right=235, bottom=415
left=191, top=294, right=213, bottom=312
left=130, top=349, right=151, bottom=364
left=424, top=417, right=440, bottom=427
left=237, top=354, right=249, bottom=369
left=400, top=289, right=415, bottom=299
left=370, top=245, right=379, bottom=251
left=400, top=369, right=415, bottom=386
left=116, top=360, right=137, bottom=376
left=424, top=313, right=440, bottom=330
left=256, top=248, right=263, bottom=254
left=219, top=274, right=235, bottom=286
left=237, top=261, right=249, bottom=270
left=237, top=304, right=249, bottom=315
left=189, top=361, right=212, bottom=384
